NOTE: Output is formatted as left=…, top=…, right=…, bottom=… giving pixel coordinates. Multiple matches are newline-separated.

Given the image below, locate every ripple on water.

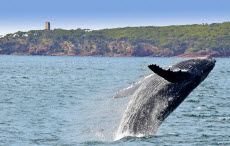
left=182, top=114, right=217, bottom=118
left=186, top=99, right=200, bottom=103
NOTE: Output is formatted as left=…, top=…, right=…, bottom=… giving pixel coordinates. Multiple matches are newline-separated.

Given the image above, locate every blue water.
left=0, top=55, right=229, bottom=145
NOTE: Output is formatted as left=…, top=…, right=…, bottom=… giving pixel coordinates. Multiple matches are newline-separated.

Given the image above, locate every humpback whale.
left=115, top=56, right=216, bottom=140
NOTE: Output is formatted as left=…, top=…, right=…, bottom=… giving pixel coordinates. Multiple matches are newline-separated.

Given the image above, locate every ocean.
left=0, top=55, right=229, bottom=145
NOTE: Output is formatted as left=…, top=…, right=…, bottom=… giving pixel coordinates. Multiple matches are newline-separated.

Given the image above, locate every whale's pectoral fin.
left=148, top=64, right=191, bottom=83
left=113, top=84, right=140, bottom=98
left=114, top=74, right=153, bottom=98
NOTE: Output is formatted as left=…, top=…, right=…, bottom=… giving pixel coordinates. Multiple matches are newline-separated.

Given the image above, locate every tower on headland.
left=45, top=22, right=50, bottom=30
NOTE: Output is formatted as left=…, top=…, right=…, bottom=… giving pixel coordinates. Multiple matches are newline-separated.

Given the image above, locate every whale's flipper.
left=114, top=74, right=153, bottom=98
left=148, top=64, right=191, bottom=83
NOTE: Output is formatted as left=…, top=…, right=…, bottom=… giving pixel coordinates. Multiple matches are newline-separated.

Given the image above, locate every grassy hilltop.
left=0, top=22, right=230, bottom=57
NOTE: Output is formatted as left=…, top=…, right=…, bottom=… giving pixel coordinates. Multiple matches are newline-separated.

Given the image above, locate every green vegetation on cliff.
left=0, top=22, right=230, bottom=57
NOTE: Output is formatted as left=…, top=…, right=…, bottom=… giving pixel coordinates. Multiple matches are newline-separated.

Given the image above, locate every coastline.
left=1, top=53, right=229, bottom=58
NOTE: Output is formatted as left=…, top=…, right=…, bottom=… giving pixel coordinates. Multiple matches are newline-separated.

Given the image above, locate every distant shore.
left=1, top=22, right=230, bottom=58
left=1, top=53, right=229, bottom=58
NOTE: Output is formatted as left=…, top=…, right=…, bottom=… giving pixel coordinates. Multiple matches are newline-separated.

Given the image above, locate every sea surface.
left=0, top=55, right=229, bottom=145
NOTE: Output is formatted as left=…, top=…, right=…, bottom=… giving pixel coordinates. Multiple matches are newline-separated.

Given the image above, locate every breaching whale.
left=115, top=56, right=216, bottom=140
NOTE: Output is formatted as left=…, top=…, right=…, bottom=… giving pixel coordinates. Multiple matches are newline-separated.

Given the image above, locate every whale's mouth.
left=203, top=64, right=215, bottom=74
left=202, top=58, right=216, bottom=75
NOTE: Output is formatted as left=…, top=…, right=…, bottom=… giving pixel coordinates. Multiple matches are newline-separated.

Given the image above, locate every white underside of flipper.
left=113, top=74, right=153, bottom=98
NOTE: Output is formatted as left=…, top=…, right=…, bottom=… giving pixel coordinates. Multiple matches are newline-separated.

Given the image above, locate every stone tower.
left=45, top=22, right=50, bottom=30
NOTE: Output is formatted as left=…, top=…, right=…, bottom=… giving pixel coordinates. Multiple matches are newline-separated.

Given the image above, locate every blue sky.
left=0, top=0, right=229, bottom=35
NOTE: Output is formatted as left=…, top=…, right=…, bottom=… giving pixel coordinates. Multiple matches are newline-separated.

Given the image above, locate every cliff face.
left=0, top=38, right=186, bottom=57
left=1, top=22, right=230, bottom=57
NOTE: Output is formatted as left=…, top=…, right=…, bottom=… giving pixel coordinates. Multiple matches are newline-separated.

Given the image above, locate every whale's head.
left=148, top=56, right=216, bottom=83
left=171, top=55, right=216, bottom=82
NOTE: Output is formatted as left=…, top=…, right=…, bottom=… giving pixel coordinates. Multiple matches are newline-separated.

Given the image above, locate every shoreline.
left=0, top=53, right=229, bottom=58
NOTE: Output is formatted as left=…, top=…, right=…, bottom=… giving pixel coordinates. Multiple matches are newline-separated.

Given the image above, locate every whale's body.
left=115, top=56, right=215, bottom=140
